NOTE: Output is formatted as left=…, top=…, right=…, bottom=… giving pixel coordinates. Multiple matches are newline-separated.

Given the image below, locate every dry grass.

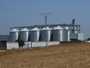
left=0, top=42, right=90, bottom=68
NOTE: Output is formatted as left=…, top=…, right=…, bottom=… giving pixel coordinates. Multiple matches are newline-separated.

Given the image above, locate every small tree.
left=17, top=33, right=25, bottom=48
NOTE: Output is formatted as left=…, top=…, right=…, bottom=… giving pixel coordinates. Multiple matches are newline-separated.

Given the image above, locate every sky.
left=0, top=0, right=90, bottom=35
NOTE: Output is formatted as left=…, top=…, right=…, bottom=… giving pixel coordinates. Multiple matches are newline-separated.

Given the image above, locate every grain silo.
left=9, top=28, right=19, bottom=42
left=64, top=27, right=70, bottom=41
left=28, top=27, right=40, bottom=42
left=19, top=28, right=29, bottom=42
left=39, top=27, right=51, bottom=41
left=70, top=30, right=79, bottom=40
left=51, top=26, right=63, bottom=41
left=78, top=33, right=85, bottom=41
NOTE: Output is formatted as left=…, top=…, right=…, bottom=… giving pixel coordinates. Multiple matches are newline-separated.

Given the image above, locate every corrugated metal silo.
left=19, top=28, right=29, bottom=42
left=9, top=28, right=19, bottom=42
left=64, top=27, right=70, bottom=41
left=39, top=27, right=51, bottom=41
left=75, top=31, right=79, bottom=39
left=70, top=30, right=79, bottom=40
left=78, top=33, right=85, bottom=41
left=29, top=27, right=40, bottom=42
left=51, top=26, right=63, bottom=41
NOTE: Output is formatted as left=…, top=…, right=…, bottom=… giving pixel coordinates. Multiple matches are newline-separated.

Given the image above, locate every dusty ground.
left=0, top=42, right=90, bottom=68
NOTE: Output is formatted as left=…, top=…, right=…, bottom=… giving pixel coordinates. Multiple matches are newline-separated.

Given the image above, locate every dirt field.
left=0, top=42, right=90, bottom=68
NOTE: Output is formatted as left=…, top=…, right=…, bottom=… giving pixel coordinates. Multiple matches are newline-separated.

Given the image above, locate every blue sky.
left=0, top=0, right=90, bottom=35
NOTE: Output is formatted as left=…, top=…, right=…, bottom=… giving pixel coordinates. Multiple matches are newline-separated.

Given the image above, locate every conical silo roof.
left=41, top=26, right=51, bottom=30
left=30, top=27, right=40, bottom=31
left=21, top=28, right=29, bottom=31
left=10, top=28, right=19, bottom=32
left=64, top=27, right=69, bottom=30
left=53, top=26, right=63, bottom=30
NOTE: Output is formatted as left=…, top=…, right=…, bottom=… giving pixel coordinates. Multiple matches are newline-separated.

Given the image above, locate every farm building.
left=9, top=19, right=80, bottom=42
left=4, top=19, right=80, bottom=49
